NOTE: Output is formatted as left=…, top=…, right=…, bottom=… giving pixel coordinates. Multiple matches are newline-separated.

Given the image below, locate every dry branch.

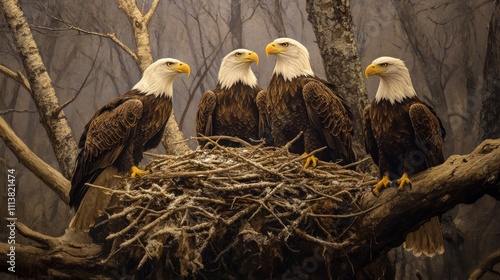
left=1, top=137, right=499, bottom=279
left=469, top=249, right=500, bottom=280
left=0, top=116, right=70, bottom=203
left=0, top=64, right=32, bottom=93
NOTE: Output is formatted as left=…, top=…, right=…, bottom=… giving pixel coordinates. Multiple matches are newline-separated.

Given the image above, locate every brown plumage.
left=364, top=56, right=445, bottom=257
left=363, top=98, right=445, bottom=177
left=69, top=58, right=190, bottom=231
left=196, top=49, right=267, bottom=147
left=264, top=38, right=355, bottom=166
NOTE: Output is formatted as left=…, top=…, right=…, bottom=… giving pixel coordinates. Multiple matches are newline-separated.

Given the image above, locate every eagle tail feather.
left=403, top=216, right=444, bottom=257
left=69, top=167, right=119, bottom=232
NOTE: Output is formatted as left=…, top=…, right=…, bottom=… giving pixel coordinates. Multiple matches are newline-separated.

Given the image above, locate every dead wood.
left=0, top=116, right=70, bottom=203
left=469, top=249, right=500, bottom=280
left=1, top=137, right=499, bottom=279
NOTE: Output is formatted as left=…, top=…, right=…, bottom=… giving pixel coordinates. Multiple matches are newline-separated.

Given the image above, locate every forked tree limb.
left=0, top=116, right=70, bottom=203
left=0, top=64, right=32, bottom=93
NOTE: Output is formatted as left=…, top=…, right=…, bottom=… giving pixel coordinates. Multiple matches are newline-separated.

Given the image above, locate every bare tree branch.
left=0, top=108, right=37, bottom=115
left=30, top=13, right=138, bottom=62
left=143, top=0, right=160, bottom=25
left=54, top=39, right=102, bottom=116
left=0, top=116, right=70, bottom=203
left=0, top=64, right=32, bottom=93
left=469, top=249, right=500, bottom=280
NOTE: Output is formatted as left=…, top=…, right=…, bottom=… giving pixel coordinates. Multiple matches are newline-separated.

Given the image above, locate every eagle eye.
left=280, top=42, right=289, bottom=47
left=165, top=61, right=174, bottom=67
left=380, top=63, right=389, bottom=67
left=234, top=52, right=241, bottom=57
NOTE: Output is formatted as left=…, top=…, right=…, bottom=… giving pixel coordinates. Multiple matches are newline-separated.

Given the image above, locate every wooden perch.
left=0, top=138, right=498, bottom=279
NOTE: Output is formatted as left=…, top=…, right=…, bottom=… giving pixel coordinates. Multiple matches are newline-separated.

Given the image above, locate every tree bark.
left=305, top=0, right=370, bottom=159
left=480, top=0, right=500, bottom=140
left=1, top=0, right=78, bottom=178
left=117, top=0, right=190, bottom=155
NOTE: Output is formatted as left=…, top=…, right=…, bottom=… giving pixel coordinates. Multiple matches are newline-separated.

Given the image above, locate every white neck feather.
left=133, top=69, right=176, bottom=98
left=375, top=70, right=417, bottom=104
left=273, top=52, right=314, bottom=82
left=218, top=62, right=257, bottom=90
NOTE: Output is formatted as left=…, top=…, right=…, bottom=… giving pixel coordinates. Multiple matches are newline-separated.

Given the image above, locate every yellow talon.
left=396, top=172, right=412, bottom=190
left=302, top=153, right=318, bottom=169
left=373, top=174, right=390, bottom=196
left=130, top=165, right=150, bottom=178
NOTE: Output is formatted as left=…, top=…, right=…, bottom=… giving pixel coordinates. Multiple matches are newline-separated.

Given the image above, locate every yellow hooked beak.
left=175, top=62, right=191, bottom=77
left=238, top=52, right=259, bottom=66
left=265, top=42, right=285, bottom=57
left=365, top=63, right=385, bottom=78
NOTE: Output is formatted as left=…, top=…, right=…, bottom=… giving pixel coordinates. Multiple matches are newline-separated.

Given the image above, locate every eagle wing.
left=409, top=103, right=445, bottom=167
left=303, top=80, right=355, bottom=164
left=362, top=105, right=379, bottom=166
left=196, top=90, right=216, bottom=138
left=70, top=98, right=143, bottom=209
left=256, top=90, right=273, bottom=145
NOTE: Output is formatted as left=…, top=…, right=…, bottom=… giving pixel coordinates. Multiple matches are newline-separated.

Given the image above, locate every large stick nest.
left=90, top=135, right=378, bottom=279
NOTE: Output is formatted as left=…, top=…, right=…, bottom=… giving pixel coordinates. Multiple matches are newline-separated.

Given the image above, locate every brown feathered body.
left=265, top=74, right=355, bottom=165
left=363, top=97, right=445, bottom=178
left=196, top=82, right=263, bottom=146
left=70, top=90, right=172, bottom=211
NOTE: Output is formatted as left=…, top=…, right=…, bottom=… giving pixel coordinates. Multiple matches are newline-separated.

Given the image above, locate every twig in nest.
left=295, top=228, right=351, bottom=250
left=307, top=203, right=381, bottom=219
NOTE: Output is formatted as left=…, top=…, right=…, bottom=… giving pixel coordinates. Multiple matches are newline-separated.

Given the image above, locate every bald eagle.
left=69, top=58, right=190, bottom=231
left=364, top=56, right=445, bottom=257
left=196, top=49, right=268, bottom=147
left=263, top=38, right=355, bottom=168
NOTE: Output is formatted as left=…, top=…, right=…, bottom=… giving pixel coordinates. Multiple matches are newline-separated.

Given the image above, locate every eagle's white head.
left=365, top=56, right=417, bottom=104
left=218, top=49, right=259, bottom=90
left=133, top=58, right=191, bottom=98
left=265, top=38, right=314, bottom=82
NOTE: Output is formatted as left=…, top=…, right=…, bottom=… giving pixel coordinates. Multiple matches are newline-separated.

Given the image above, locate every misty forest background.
left=1, top=0, right=499, bottom=278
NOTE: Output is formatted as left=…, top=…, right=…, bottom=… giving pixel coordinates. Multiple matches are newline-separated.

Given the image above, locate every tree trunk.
left=305, top=0, right=369, bottom=159
left=117, top=0, right=190, bottom=155
left=480, top=0, right=500, bottom=140
left=229, top=0, right=243, bottom=48
left=1, top=0, right=78, bottom=178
